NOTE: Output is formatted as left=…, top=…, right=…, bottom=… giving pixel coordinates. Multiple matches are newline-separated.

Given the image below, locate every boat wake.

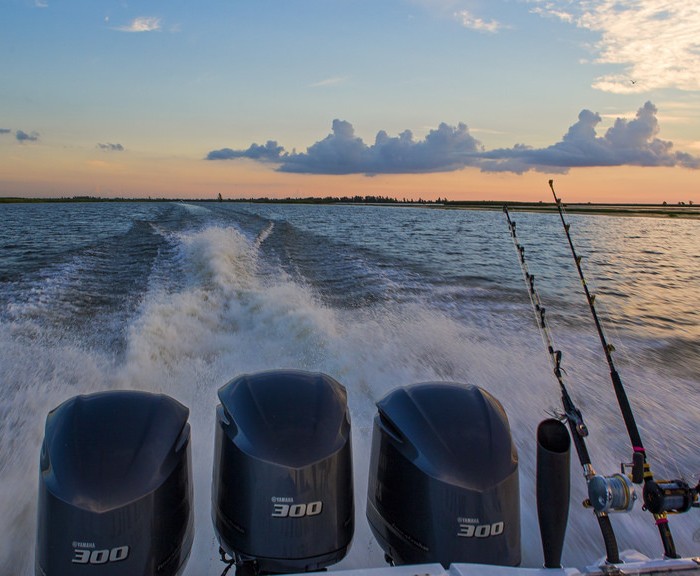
left=1, top=217, right=698, bottom=575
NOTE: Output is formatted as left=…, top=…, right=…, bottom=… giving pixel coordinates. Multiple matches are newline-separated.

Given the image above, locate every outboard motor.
left=367, top=382, right=520, bottom=567
left=36, top=390, right=193, bottom=576
left=212, top=370, right=354, bottom=574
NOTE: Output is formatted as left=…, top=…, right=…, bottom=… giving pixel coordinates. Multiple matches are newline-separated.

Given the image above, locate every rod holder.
left=536, top=419, right=571, bottom=568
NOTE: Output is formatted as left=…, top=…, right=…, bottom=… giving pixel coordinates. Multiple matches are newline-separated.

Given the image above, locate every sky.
left=1, top=0, right=700, bottom=203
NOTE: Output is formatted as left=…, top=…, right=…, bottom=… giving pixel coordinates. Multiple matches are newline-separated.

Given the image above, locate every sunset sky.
left=2, top=0, right=699, bottom=203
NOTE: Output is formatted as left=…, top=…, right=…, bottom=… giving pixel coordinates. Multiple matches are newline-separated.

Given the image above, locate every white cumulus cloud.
left=115, top=16, right=161, bottom=33
left=206, top=120, right=484, bottom=174
left=205, top=103, right=699, bottom=175
left=528, top=0, right=700, bottom=93
left=454, top=10, right=506, bottom=33
left=480, top=101, right=700, bottom=173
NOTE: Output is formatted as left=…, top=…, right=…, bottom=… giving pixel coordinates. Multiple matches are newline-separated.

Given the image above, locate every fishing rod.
left=549, top=180, right=699, bottom=559
left=504, top=206, right=623, bottom=564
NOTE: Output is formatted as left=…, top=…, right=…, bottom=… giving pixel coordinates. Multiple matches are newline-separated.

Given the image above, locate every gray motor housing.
left=367, top=382, right=520, bottom=567
left=35, top=390, right=193, bottom=576
left=212, top=370, right=354, bottom=573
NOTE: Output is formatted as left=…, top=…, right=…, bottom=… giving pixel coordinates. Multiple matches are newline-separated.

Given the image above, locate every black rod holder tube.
left=537, top=419, right=571, bottom=568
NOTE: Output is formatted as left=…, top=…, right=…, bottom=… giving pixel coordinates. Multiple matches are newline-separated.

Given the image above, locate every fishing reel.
left=643, top=479, right=700, bottom=515
left=585, top=473, right=637, bottom=514
left=585, top=472, right=699, bottom=515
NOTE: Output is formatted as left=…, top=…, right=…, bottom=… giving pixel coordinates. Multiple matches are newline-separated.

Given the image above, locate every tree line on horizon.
left=0, top=195, right=696, bottom=207
left=0, top=195, right=450, bottom=204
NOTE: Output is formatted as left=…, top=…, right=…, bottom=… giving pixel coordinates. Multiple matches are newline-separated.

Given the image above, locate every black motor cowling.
left=36, top=390, right=193, bottom=576
left=366, top=382, right=520, bottom=568
left=212, top=370, right=354, bottom=573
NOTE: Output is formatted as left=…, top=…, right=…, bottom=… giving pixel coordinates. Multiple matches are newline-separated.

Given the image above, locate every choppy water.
left=1, top=201, right=698, bottom=575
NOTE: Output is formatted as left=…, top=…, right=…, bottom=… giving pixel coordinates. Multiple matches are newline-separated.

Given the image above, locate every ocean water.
left=1, top=201, right=698, bottom=575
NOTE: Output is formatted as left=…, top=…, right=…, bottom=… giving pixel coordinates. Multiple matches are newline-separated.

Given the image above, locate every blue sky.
left=2, top=0, right=699, bottom=201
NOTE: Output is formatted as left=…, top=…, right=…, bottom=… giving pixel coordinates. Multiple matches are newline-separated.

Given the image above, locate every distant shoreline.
left=2, top=196, right=699, bottom=219
left=438, top=203, right=700, bottom=219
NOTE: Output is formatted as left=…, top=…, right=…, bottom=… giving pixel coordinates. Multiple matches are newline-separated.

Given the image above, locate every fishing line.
left=549, top=180, right=700, bottom=559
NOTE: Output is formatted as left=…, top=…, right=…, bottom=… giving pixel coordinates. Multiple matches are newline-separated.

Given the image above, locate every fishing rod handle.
left=655, top=515, right=678, bottom=558
left=596, top=513, right=620, bottom=564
